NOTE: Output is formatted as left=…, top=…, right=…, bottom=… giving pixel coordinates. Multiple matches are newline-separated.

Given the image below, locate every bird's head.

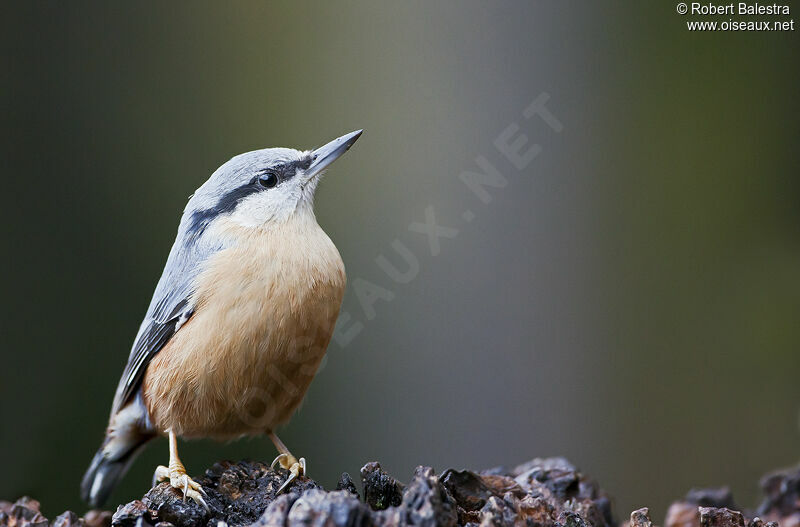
left=185, top=130, right=362, bottom=231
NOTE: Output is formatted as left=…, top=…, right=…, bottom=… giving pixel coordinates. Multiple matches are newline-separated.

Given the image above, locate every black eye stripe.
left=188, top=183, right=261, bottom=235
left=186, top=156, right=314, bottom=234
left=257, top=157, right=312, bottom=182
left=286, top=157, right=313, bottom=172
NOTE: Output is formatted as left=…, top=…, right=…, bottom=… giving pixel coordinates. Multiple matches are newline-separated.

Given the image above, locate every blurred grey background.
left=2, top=1, right=798, bottom=521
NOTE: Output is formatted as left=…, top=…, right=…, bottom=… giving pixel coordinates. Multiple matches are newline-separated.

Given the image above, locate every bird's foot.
left=270, top=453, right=306, bottom=493
left=153, top=463, right=209, bottom=510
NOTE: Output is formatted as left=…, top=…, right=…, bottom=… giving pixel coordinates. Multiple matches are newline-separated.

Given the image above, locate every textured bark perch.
left=2, top=458, right=799, bottom=527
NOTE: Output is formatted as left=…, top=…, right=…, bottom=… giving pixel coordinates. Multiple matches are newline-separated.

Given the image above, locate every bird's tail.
left=81, top=410, right=154, bottom=507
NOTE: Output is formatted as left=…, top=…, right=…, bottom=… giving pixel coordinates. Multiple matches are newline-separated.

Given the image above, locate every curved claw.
left=276, top=472, right=297, bottom=494
left=185, top=488, right=209, bottom=511
left=180, top=477, right=210, bottom=511
left=271, top=453, right=288, bottom=470
left=276, top=457, right=306, bottom=494
left=152, top=464, right=210, bottom=511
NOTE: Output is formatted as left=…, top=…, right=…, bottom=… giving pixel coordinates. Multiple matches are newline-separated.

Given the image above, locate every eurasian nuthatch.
left=81, top=130, right=363, bottom=508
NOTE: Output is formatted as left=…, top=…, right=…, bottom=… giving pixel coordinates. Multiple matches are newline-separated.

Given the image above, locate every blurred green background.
left=2, top=1, right=798, bottom=521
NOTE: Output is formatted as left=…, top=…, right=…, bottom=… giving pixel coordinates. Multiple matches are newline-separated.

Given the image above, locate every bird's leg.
left=153, top=430, right=209, bottom=510
left=268, top=431, right=306, bottom=494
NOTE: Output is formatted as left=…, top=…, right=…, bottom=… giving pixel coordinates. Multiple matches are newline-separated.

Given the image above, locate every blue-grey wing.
left=111, top=216, right=225, bottom=414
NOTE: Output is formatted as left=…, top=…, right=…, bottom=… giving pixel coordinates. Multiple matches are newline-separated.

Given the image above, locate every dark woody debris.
left=335, top=472, right=360, bottom=499
left=2, top=460, right=800, bottom=527
left=360, top=462, right=405, bottom=511
left=756, top=466, right=800, bottom=527
left=699, top=507, right=746, bottom=527
left=627, top=507, right=655, bottom=527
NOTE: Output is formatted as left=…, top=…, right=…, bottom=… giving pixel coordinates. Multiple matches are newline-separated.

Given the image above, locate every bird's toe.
left=276, top=457, right=306, bottom=494
left=153, top=465, right=170, bottom=486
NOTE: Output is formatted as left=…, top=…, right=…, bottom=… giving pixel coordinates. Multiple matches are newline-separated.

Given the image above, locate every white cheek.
left=229, top=186, right=300, bottom=227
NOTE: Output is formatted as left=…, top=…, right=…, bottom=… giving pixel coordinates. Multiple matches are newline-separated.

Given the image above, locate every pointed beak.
left=307, top=130, right=363, bottom=176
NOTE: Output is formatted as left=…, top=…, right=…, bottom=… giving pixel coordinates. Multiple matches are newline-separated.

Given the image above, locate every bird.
left=81, top=130, right=362, bottom=509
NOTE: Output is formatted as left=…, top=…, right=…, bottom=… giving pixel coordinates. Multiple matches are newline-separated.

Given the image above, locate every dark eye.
left=258, top=172, right=278, bottom=188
